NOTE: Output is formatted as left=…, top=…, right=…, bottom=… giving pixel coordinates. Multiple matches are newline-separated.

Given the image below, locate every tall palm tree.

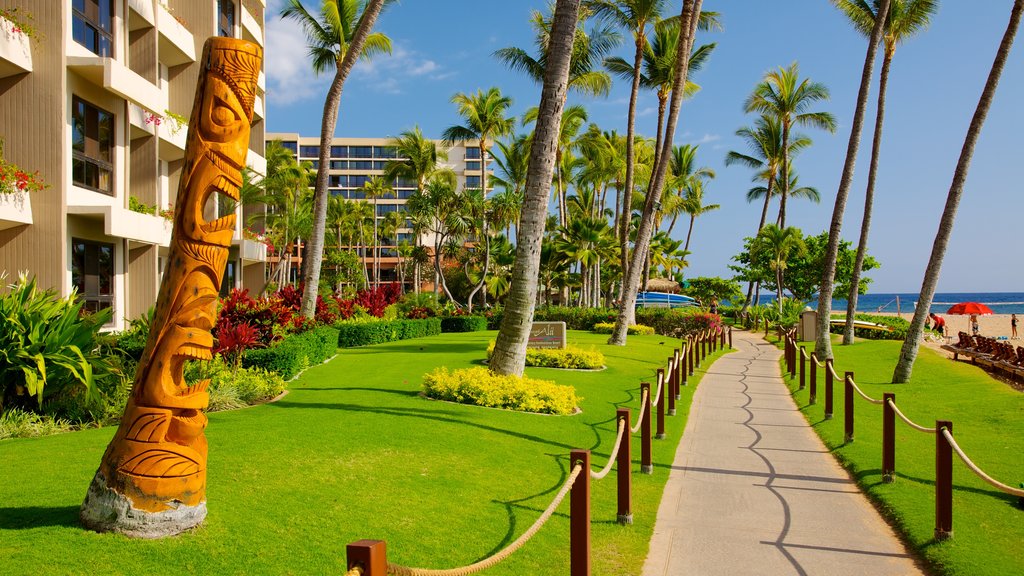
left=491, top=0, right=582, bottom=376
left=263, top=145, right=315, bottom=290
left=753, top=224, right=807, bottom=314
left=490, top=134, right=531, bottom=237
left=609, top=0, right=704, bottom=345
left=743, top=62, right=837, bottom=229
left=282, top=0, right=391, bottom=317
left=384, top=126, right=455, bottom=294
left=379, top=210, right=403, bottom=287
left=361, top=176, right=392, bottom=289
left=894, top=0, right=1022, bottom=383
left=679, top=175, right=718, bottom=253
left=665, top=144, right=715, bottom=251
left=522, top=104, right=589, bottom=228
left=813, top=0, right=891, bottom=360
left=836, top=0, right=938, bottom=345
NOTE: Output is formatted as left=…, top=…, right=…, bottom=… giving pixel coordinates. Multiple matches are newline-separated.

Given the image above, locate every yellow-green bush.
left=591, top=322, right=655, bottom=335
left=422, top=367, right=579, bottom=415
left=486, top=342, right=605, bottom=370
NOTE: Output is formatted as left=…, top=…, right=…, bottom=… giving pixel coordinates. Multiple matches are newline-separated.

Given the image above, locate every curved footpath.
left=642, top=330, right=923, bottom=576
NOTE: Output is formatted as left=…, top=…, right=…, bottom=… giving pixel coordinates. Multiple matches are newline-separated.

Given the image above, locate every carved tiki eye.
left=212, top=97, right=241, bottom=127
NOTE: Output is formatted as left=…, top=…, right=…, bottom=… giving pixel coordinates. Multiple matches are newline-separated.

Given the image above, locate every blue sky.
left=265, top=1, right=1023, bottom=294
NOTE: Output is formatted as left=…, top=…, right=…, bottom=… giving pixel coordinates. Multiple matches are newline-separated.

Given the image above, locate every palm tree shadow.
left=0, top=506, right=81, bottom=530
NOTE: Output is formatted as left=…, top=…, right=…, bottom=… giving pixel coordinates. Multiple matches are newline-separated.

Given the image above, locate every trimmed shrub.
left=422, top=367, right=579, bottom=415
left=591, top=323, right=655, bottom=335
left=634, top=308, right=721, bottom=338
left=534, top=307, right=618, bottom=330
left=486, top=342, right=605, bottom=370
left=335, top=318, right=442, bottom=348
left=441, top=316, right=488, bottom=333
left=829, top=314, right=908, bottom=341
left=185, top=355, right=286, bottom=411
left=241, top=326, right=339, bottom=380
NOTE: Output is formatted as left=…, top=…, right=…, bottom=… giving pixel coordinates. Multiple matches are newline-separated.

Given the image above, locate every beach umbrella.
left=945, top=302, right=993, bottom=316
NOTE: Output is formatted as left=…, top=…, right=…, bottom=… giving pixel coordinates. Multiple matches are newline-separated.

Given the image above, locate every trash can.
left=798, top=309, right=817, bottom=341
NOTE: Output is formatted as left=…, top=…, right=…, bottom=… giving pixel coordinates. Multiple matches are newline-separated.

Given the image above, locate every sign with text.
left=528, top=321, right=566, bottom=349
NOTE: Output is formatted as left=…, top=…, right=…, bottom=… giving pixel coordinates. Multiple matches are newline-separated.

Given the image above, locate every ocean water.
left=754, top=292, right=1024, bottom=315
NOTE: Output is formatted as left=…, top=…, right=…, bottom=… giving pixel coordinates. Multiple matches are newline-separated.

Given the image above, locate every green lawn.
left=0, top=330, right=728, bottom=575
left=776, top=334, right=1023, bottom=576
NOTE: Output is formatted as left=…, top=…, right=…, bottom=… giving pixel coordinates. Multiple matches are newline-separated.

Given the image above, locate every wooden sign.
left=529, top=321, right=566, bottom=349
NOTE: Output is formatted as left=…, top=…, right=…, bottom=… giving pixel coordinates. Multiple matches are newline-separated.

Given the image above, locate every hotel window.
left=349, top=175, right=370, bottom=188
left=350, top=160, right=373, bottom=170
left=299, top=145, right=320, bottom=158
left=330, top=160, right=348, bottom=170
left=396, top=189, right=414, bottom=200
left=72, top=97, right=115, bottom=195
left=72, top=0, right=114, bottom=57
left=72, top=238, right=115, bottom=316
left=218, top=0, right=236, bottom=37
left=465, top=175, right=481, bottom=189
left=465, top=161, right=481, bottom=171
left=350, top=146, right=373, bottom=158
left=219, top=260, right=237, bottom=297
left=373, top=146, right=397, bottom=159
left=280, top=141, right=298, bottom=154
left=465, top=147, right=481, bottom=160
left=331, top=145, right=349, bottom=158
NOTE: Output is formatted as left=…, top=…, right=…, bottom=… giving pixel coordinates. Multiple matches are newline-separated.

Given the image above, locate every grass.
left=776, top=334, right=1023, bottom=576
left=0, top=330, right=730, bottom=575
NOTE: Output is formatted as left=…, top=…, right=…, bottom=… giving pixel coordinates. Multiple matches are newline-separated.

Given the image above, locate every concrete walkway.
left=642, top=330, right=922, bottom=576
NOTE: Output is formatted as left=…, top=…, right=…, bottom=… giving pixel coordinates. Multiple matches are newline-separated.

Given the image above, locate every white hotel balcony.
left=157, top=2, right=196, bottom=66
left=67, top=56, right=165, bottom=115
left=0, top=16, right=32, bottom=78
left=0, top=192, right=32, bottom=230
left=67, top=203, right=173, bottom=248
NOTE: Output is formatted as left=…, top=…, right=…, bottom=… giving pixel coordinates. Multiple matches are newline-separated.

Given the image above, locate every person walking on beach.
left=970, top=314, right=979, bottom=336
left=1012, top=314, right=1018, bottom=339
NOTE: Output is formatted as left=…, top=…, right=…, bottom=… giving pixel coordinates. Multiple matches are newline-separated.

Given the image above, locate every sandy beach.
left=867, top=312, right=1020, bottom=341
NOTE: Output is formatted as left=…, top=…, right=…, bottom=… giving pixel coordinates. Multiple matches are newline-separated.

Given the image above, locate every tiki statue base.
left=80, top=471, right=206, bottom=539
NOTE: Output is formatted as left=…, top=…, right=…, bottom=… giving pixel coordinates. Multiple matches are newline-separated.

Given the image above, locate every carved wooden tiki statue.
left=81, top=38, right=261, bottom=538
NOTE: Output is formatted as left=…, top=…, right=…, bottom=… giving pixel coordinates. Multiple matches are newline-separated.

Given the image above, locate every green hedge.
left=441, top=316, right=488, bottom=333
left=335, top=317, right=442, bottom=348
left=242, top=326, right=339, bottom=380
left=534, top=307, right=618, bottom=330
left=829, top=313, right=909, bottom=341
left=531, top=306, right=718, bottom=338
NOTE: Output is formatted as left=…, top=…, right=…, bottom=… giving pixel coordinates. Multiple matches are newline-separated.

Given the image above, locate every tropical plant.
left=362, top=176, right=392, bottom=289
left=490, top=0, right=582, bottom=376
left=835, top=0, right=938, bottom=345
left=681, top=276, right=742, bottom=305
left=751, top=225, right=807, bottom=314
left=893, top=0, right=1021, bottom=382
left=281, top=0, right=392, bottom=318
left=263, top=141, right=314, bottom=289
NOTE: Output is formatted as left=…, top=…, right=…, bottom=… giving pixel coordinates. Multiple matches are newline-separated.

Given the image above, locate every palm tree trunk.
left=300, top=0, right=387, bottom=317
left=776, top=266, right=784, bottom=315
left=777, top=121, right=790, bottom=229
left=684, top=214, right=696, bottom=252
left=652, top=93, right=668, bottom=173
left=372, top=196, right=378, bottom=289
left=490, top=0, right=579, bottom=376
left=743, top=179, right=774, bottom=310
left=894, top=0, right=1021, bottom=383
left=844, top=49, right=893, bottom=345
left=610, top=0, right=703, bottom=346
left=813, top=0, right=890, bottom=360
left=620, top=33, right=645, bottom=288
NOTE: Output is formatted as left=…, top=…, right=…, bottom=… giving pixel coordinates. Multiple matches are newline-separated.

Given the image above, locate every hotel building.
left=0, top=0, right=267, bottom=330
left=265, top=132, right=490, bottom=287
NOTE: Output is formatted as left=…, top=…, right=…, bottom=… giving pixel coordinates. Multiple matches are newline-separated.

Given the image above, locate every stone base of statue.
left=80, top=471, right=207, bottom=539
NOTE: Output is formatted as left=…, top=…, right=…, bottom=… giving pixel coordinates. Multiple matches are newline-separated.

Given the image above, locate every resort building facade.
left=0, top=0, right=267, bottom=330
left=265, top=132, right=491, bottom=289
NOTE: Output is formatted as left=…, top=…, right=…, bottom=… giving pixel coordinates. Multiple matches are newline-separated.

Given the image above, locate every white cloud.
left=264, top=11, right=331, bottom=105
left=637, top=106, right=656, bottom=117
left=352, top=44, right=454, bottom=94
left=689, top=133, right=721, bottom=145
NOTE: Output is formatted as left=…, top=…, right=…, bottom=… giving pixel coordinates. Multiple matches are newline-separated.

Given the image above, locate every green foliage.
left=128, top=195, right=157, bottom=215
left=592, top=323, right=655, bottom=335
left=440, top=316, right=488, bottom=333
left=184, top=355, right=286, bottom=411
left=829, top=313, right=908, bottom=340
left=242, top=326, right=339, bottom=380
left=0, top=408, right=73, bottom=440
left=321, top=248, right=365, bottom=294
left=634, top=307, right=721, bottom=338
left=534, top=306, right=618, bottom=330
left=682, top=277, right=743, bottom=305
left=487, top=341, right=605, bottom=369
left=335, top=317, right=443, bottom=348
left=422, top=366, right=579, bottom=415
left=0, top=274, right=118, bottom=415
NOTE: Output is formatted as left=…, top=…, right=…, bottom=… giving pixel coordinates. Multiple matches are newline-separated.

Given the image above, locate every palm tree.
left=813, top=0, right=891, bottom=359
left=522, top=104, right=589, bottom=227
left=743, top=62, right=837, bottom=229
left=836, top=0, right=938, bottom=345
left=609, top=0, right=704, bottom=345
left=281, top=0, right=391, bottom=317
left=753, top=225, right=807, bottom=314
left=491, top=0, right=582, bottom=376
left=893, top=0, right=1022, bottom=382
left=379, top=210, right=403, bottom=287
left=384, top=126, right=455, bottom=294
left=263, top=144, right=315, bottom=290
left=406, top=177, right=464, bottom=302
left=494, top=4, right=620, bottom=102
left=664, top=144, right=715, bottom=251
left=490, top=134, right=531, bottom=237
left=361, top=176, right=392, bottom=289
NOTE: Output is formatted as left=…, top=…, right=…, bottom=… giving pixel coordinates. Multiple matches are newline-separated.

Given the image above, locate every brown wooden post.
left=824, top=359, right=834, bottom=419
left=570, top=449, right=591, bottom=576
left=656, top=369, right=666, bottom=439
left=347, top=540, right=387, bottom=576
left=882, top=393, right=896, bottom=483
left=688, top=336, right=695, bottom=375
left=935, top=421, right=953, bottom=541
left=789, top=339, right=796, bottom=378
left=799, top=346, right=806, bottom=390
left=728, top=326, right=733, bottom=348
left=809, top=355, right=817, bottom=405
left=667, top=358, right=676, bottom=416
left=678, top=346, right=687, bottom=388
left=720, top=328, right=725, bottom=349
left=640, top=383, right=652, bottom=474
left=616, top=408, right=632, bottom=525
left=844, top=371, right=855, bottom=443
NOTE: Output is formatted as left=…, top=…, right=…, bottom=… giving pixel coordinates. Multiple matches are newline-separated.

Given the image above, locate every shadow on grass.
left=266, top=401, right=579, bottom=451
left=481, top=453, right=570, bottom=560
left=345, top=342, right=487, bottom=355
left=0, top=506, right=80, bottom=530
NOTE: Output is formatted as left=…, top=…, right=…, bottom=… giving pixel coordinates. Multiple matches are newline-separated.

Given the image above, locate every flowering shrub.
left=217, top=288, right=293, bottom=346
left=422, top=367, right=579, bottom=415
left=486, top=342, right=605, bottom=370
left=353, top=284, right=401, bottom=317
left=405, top=306, right=434, bottom=319
left=212, top=318, right=260, bottom=367
left=591, top=323, right=655, bottom=335
left=0, top=7, right=40, bottom=41
left=0, top=141, right=47, bottom=195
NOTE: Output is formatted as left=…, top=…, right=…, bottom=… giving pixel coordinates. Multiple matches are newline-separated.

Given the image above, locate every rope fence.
left=345, top=326, right=733, bottom=576
left=774, top=330, right=1023, bottom=542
